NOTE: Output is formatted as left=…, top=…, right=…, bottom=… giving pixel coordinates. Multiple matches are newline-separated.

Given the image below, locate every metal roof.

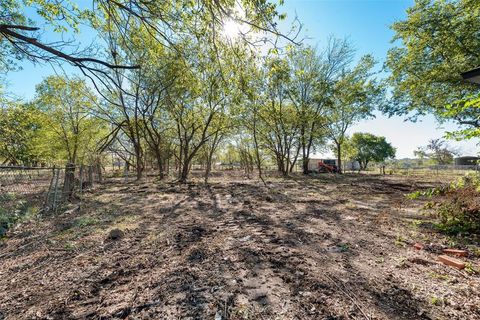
left=461, top=67, right=480, bottom=85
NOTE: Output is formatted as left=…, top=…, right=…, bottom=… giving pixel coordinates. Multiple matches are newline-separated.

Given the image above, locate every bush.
left=0, top=195, right=39, bottom=237
left=408, top=173, right=480, bottom=235
left=436, top=186, right=480, bottom=235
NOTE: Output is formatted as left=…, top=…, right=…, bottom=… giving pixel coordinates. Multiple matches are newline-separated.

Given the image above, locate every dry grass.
left=0, top=173, right=479, bottom=319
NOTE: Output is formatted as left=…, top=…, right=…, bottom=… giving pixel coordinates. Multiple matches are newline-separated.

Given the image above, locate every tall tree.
left=326, top=55, right=382, bottom=173
left=344, top=133, right=396, bottom=170
left=35, top=76, right=105, bottom=165
left=414, top=138, right=459, bottom=165
left=0, top=102, right=41, bottom=165
left=287, top=38, right=355, bottom=174
left=260, top=56, right=300, bottom=175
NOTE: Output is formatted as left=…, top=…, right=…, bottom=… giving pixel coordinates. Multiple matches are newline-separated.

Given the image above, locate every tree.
left=444, top=95, right=480, bottom=140
left=0, top=0, right=292, bottom=78
left=0, top=102, right=41, bottom=165
left=345, top=133, right=396, bottom=170
left=326, top=55, right=382, bottom=173
left=259, top=56, right=301, bottom=175
left=414, top=138, right=459, bottom=165
left=287, top=39, right=354, bottom=174
left=34, top=76, right=105, bottom=165
left=385, top=0, right=480, bottom=135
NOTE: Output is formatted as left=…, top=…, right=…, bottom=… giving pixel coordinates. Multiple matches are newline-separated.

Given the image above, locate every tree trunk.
left=154, top=148, right=164, bottom=179
left=336, top=142, right=342, bottom=174
left=134, top=144, right=143, bottom=180
left=179, top=162, right=189, bottom=183
left=204, top=158, right=212, bottom=183
left=302, top=157, right=309, bottom=175
left=63, top=163, right=76, bottom=200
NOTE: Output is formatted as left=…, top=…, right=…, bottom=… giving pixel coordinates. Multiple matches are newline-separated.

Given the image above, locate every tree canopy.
left=414, top=138, right=460, bottom=165
left=385, top=0, right=480, bottom=138
left=344, top=133, right=396, bottom=170
left=0, top=0, right=400, bottom=182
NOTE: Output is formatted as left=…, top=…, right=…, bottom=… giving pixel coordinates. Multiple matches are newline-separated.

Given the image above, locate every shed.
left=461, top=67, right=480, bottom=85
left=454, top=156, right=479, bottom=166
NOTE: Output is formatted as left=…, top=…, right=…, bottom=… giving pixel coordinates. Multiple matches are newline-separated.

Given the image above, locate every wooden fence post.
left=63, top=163, right=75, bottom=200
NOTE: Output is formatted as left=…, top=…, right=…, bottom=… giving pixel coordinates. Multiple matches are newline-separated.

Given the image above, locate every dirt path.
left=0, top=174, right=479, bottom=319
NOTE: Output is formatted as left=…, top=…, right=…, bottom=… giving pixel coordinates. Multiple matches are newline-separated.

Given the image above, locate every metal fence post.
left=44, top=165, right=56, bottom=211
left=52, top=167, right=60, bottom=212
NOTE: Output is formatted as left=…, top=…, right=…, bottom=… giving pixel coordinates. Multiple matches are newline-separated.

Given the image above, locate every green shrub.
left=0, top=199, right=39, bottom=237
left=409, top=173, right=480, bottom=235
left=435, top=186, right=480, bottom=235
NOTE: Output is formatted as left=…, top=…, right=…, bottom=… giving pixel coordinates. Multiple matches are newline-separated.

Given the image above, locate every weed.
left=464, top=263, right=479, bottom=275
left=73, top=216, right=99, bottom=228
left=430, top=296, right=443, bottom=306
left=375, top=257, right=385, bottom=264
left=395, top=234, right=407, bottom=247
left=410, top=219, right=422, bottom=228
left=0, top=198, right=39, bottom=237
left=428, top=272, right=449, bottom=281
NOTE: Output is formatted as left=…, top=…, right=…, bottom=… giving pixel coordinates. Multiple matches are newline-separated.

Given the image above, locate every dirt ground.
left=1, top=172, right=479, bottom=319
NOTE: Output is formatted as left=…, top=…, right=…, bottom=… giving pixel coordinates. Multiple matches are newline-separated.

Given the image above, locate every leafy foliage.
left=408, top=173, right=480, bottom=235
left=34, top=76, right=107, bottom=164
left=344, top=133, right=396, bottom=170
left=414, top=138, right=459, bottom=165
left=385, top=0, right=480, bottom=136
left=0, top=102, right=41, bottom=165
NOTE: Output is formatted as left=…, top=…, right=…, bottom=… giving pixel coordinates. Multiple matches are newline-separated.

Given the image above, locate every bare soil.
left=0, top=173, right=479, bottom=319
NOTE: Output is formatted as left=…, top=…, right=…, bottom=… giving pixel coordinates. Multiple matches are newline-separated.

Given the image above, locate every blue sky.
left=281, top=0, right=479, bottom=158
left=4, top=0, right=479, bottom=158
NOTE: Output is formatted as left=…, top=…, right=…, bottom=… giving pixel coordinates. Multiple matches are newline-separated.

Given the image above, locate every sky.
left=3, top=0, right=480, bottom=158
left=278, top=0, right=479, bottom=158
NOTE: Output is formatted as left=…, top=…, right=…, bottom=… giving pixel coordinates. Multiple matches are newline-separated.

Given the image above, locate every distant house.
left=454, top=156, right=479, bottom=166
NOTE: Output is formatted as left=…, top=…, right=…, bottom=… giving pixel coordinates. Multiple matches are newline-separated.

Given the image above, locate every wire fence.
left=368, top=164, right=480, bottom=176
left=0, top=164, right=102, bottom=236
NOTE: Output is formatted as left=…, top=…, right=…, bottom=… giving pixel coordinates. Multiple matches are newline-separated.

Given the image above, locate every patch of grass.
left=0, top=192, right=16, bottom=203
left=394, top=234, right=407, bottom=247
left=64, top=242, right=77, bottom=250
left=409, top=219, right=423, bottom=228
left=472, top=248, right=480, bottom=258
left=110, top=214, right=140, bottom=231
left=464, top=263, right=480, bottom=275
left=429, top=272, right=449, bottom=281
left=73, top=216, right=99, bottom=228
left=406, top=187, right=446, bottom=200
left=430, top=296, right=444, bottom=306
left=430, top=296, right=445, bottom=306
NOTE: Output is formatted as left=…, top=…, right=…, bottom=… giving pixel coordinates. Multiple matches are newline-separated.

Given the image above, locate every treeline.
left=1, top=35, right=386, bottom=182
left=2, top=0, right=477, bottom=182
